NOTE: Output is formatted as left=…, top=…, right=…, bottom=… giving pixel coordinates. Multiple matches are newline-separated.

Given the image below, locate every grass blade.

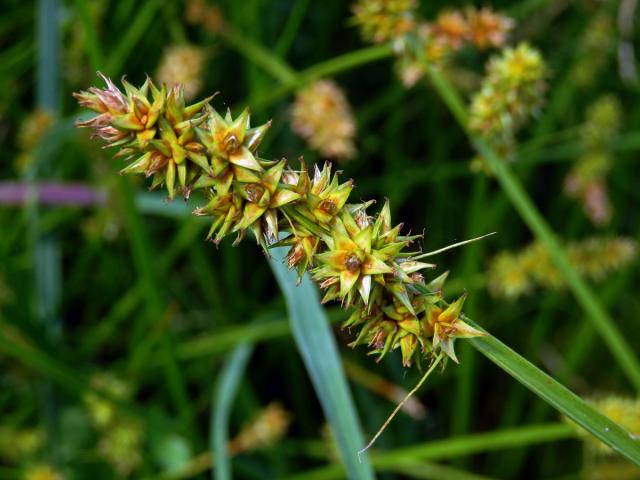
left=465, top=318, right=640, bottom=465
left=284, top=423, right=575, bottom=480
left=211, top=343, right=254, bottom=480
left=268, top=247, right=375, bottom=480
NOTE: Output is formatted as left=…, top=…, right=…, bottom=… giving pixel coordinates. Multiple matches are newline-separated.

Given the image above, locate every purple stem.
left=0, top=182, right=107, bottom=207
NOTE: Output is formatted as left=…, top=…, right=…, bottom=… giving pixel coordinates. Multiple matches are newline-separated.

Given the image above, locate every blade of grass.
left=463, top=316, right=640, bottom=465
left=251, top=44, right=393, bottom=110
left=104, top=0, right=163, bottom=75
left=73, top=0, right=103, bottom=69
left=34, top=0, right=62, bottom=464
left=422, top=53, right=640, bottom=391
left=219, top=24, right=297, bottom=85
left=284, top=423, right=575, bottom=480
left=268, top=246, right=375, bottom=480
left=274, top=0, right=310, bottom=57
left=387, top=460, right=497, bottom=480
left=211, top=343, right=254, bottom=480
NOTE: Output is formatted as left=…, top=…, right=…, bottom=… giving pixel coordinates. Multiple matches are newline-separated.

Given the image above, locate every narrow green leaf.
left=268, top=247, right=375, bottom=480
left=284, top=423, right=575, bottom=480
left=105, top=0, right=163, bottom=75
left=465, top=318, right=640, bottom=465
left=211, top=343, right=254, bottom=480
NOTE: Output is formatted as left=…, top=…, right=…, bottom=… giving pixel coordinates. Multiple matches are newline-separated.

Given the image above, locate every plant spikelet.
left=291, top=80, right=357, bottom=161
left=351, top=0, right=417, bottom=44
left=75, top=74, right=487, bottom=367
left=565, top=95, right=622, bottom=226
left=488, top=237, right=637, bottom=299
left=156, top=44, right=205, bottom=100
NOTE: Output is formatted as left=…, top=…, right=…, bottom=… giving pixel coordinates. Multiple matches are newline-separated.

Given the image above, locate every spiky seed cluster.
left=74, top=74, right=215, bottom=199
left=430, top=7, right=513, bottom=51
left=291, top=80, right=357, bottom=161
left=469, top=43, right=547, bottom=171
left=393, top=7, right=513, bottom=87
left=488, top=237, right=637, bottom=300
left=76, top=75, right=483, bottom=367
left=565, top=96, right=622, bottom=226
left=465, top=7, right=514, bottom=49
left=185, top=0, right=225, bottom=34
left=470, top=43, right=547, bottom=140
left=156, top=44, right=205, bottom=100
left=351, top=0, right=417, bottom=44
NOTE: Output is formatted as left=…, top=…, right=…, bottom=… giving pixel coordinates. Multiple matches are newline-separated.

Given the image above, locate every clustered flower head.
left=470, top=43, right=547, bottom=141
left=156, top=44, right=205, bottom=100
left=488, top=236, right=637, bottom=300
left=291, top=79, right=357, bottom=161
left=351, top=0, right=417, bottom=45
left=74, top=73, right=215, bottom=199
left=426, top=7, right=513, bottom=54
left=350, top=2, right=513, bottom=87
left=565, top=95, right=621, bottom=227
left=469, top=43, right=547, bottom=171
left=76, top=74, right=485, bottom=367
left=185, top=0, right=225, bottom=34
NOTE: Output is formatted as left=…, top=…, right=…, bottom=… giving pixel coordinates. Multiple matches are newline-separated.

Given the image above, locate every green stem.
left=274, top=0, right=310, bottom=57
left=284, top=423, right=575, bottom=480
left=464, top=317, right=640, bottom=466
left=105, top=0, right=163, bottom=75
left=251, top=44, right=394, bottom=110
left=219, top=25, right=297, bottom=85
left=423, top=59, right=640, bottom=391
left=73, top=0, right=103, bottom=69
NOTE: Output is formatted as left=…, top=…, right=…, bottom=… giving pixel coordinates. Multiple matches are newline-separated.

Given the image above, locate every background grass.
left=1, top=0, right=639, bottom=478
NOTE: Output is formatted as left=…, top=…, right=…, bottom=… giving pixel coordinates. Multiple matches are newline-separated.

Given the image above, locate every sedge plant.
left=73, top=73, right=640, bottom=466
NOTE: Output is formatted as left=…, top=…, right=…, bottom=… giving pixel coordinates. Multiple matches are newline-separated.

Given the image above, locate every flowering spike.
left=75, top=75, right=489, bottom=369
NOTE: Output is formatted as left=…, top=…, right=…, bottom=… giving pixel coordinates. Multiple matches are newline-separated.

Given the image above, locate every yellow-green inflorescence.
left=76, top=74, right=484, bottom=367
left=469, top=43, right=547, bottom=172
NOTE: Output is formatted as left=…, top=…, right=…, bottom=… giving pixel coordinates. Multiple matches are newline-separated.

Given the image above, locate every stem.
left=251, top=44, right=394, bottom=110
left=422, top=54, right=640, bottom=391
left=219, top=25, right=297, bottom=85
left=274, top=0, right=310, bottom=57
left=284, top=423, right=575, bottom=480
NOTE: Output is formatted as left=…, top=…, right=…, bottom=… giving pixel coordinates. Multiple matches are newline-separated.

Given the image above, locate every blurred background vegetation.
left=1, top=0, right=639, bottom=478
